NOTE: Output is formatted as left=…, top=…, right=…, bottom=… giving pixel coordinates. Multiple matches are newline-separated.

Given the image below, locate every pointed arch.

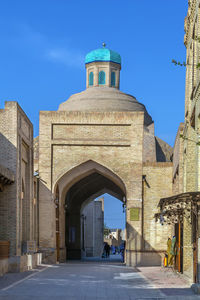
left=53, top=160, right=127, bottom=201
left=54, top=159, right=127, bottom=261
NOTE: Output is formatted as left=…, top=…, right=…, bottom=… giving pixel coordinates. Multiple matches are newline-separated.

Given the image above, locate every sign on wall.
left=130, top=208, right=140, bottom=221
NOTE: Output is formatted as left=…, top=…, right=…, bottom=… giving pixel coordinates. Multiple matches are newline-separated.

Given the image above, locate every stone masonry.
left=0, top=102, right=34, bottom=257
left=0, top=102, right=41, bottom=274
left=36, top=46, right=174, bottom=266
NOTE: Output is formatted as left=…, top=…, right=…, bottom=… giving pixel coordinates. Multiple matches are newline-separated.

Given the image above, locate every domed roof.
left=85, top=48, right=121, bottom=65
left=58, top=87, right=153, bottom=126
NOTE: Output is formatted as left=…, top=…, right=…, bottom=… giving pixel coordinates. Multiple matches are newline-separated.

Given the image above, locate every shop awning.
left=155, top=192, right=200, bottom=225
left=159, top=192, right=200, bottom=207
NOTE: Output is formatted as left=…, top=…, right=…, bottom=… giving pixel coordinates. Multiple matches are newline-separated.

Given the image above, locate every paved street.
left=0, top=258, right=199, bottom=300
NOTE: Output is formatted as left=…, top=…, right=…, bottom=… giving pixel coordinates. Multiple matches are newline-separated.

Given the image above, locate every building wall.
left=154, top=1, right=200, bottom=280
left=104, top=229, right=123, bottom=247
left=81, top=199, right=104, bottom=257
left=93, top=200, right=104, bottom=256
left=143, top=123, right=156, bottom=162
left=184, top=0, right=200, bottom=193
left=86, top=61, right=121, bottom=89
left=0, top=101, right=34, bottom=257
left=183, top=0, right=200, bottom=282
left=82, top=202, right=93, bottom=257
left=37, top=99, right=175, bottom=266
left=34, top=137, right=39, bottom=172
left=33, top=176, right=39, bottom=250
left=171, top=123, right=194, bottom=281
left=38, top=110, right=145, bottom=264
left=142, top=162, right=173, bottom=264
left=172, top=124, right=184, bottom=195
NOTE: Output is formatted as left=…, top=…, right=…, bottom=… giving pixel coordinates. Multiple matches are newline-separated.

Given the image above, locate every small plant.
left=172, top=59, right=186, bottom=67
left=172, top=59, right=200, bottom=69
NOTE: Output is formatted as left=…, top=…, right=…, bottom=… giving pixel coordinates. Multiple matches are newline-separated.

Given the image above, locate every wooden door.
left=175, top=222, right=183, bottom=273
left=178, top=222, right=183, bottom=273
left=192, top=212, right=198, bottom=283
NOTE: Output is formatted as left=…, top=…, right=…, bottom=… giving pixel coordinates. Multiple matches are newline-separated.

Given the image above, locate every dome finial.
left=102, top=42, right=106, bottom=48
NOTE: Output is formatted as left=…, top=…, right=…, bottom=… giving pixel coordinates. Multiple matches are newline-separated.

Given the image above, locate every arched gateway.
left=55, top=160, right=126, bottom=260
left=37, top=45, right=173, bottom=266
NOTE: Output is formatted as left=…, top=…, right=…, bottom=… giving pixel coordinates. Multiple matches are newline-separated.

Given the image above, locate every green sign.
left=130, top=208, right=140, bottom=221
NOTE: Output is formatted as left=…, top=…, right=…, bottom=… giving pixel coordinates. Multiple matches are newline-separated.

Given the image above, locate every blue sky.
left=0, top=1, right=188, bottom=228
left=100, top=194, right=126, bottom=229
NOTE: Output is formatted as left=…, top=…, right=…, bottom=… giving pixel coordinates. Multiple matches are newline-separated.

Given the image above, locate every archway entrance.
left=80, top=194, right=126, bottom=261
left=55, top=161, right=126, bottom=262
left=65, top=172, right=125, bottom=260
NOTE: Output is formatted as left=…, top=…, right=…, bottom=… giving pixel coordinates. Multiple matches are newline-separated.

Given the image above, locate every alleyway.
left=0, top=258, right=198, bottom=300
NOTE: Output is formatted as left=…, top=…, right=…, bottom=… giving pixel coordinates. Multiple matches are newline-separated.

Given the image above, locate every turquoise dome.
left=85, top=48, right=121, bottom=65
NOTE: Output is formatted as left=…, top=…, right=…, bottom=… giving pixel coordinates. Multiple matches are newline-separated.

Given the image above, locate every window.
left=89, top=72, right=94, bottom=86
left=111, top=72, right=116, bottom=87
left=99, top=71, right=106, bottom=85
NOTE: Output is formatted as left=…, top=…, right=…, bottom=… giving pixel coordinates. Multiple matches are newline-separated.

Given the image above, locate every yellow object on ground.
left=167, top=238, right=174, bottom=266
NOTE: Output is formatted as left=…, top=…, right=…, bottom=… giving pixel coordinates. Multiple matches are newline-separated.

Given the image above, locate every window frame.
left=111, top=71, right=116, bottom=87
left=98, top=71, right=106, bottom=85
left=89, top=71, right=94, bottom=86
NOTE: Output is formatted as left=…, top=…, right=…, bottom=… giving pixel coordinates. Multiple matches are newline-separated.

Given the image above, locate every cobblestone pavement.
left=0, top=258, right=199, bottom=300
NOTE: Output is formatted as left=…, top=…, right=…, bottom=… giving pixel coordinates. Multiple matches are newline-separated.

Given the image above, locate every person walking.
left=105, top=243, right=110, bottom=258
left=120, top=241, right=125, bottom=262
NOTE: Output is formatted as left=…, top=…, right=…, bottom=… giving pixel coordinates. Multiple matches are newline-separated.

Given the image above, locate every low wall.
left=40, top=248, right=56, bottom=264
left=126, top=250, right=165, bottom=267
left=0, top=253, right=43, bottom=276
left=58, top=248, right=66, bottom=263
left=0, top=258, right=8, bottom=276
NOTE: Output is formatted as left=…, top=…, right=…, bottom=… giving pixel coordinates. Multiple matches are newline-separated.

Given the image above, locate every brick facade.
left=0, top=49, right=175, bottom=271
left=0, top=102, right=34, bottom=257
left=183, top=0, right=200, bottom=282
left=37, top=108, right=173, bottom=265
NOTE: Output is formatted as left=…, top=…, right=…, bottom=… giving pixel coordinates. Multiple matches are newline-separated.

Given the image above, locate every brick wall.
left=172, top=124, right=184, bottom=195
left=0, top=102, right=33, bottom=257
left=143, top=162, right=173, bottom=251
left=38, top=110, right=145, bottom=263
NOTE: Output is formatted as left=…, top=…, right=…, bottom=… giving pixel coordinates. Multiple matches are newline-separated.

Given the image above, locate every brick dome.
left=58, top=87, right=153, bottom=126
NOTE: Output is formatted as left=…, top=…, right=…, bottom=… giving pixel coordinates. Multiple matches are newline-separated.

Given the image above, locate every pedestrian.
left=102, top=243, right=106, bottom=258
left=120, top=241, right=125, bottom=262
left=105, top=243, right=110, bottom=258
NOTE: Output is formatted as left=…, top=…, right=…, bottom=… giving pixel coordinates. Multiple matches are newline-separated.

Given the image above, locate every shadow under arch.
left=54, top=159, right=127, bottom=201
left=54, top=160, right=127, bottom=261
